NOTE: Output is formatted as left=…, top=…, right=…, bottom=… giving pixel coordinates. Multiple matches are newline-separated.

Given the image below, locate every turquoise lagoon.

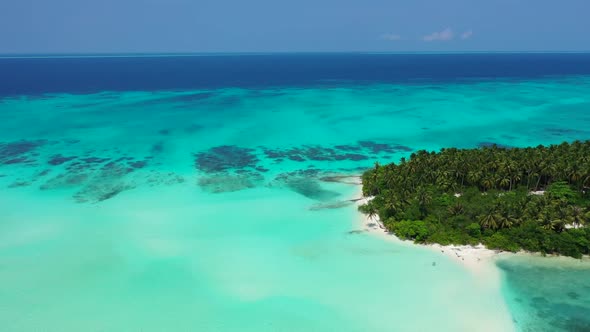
left=1, top=75, right=590, bottom=331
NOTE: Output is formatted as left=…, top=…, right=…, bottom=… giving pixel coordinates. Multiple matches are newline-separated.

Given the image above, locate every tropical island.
left=359, top=141, right=590, bottom=258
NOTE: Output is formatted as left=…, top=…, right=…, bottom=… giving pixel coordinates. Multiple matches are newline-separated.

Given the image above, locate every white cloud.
left=461, top=30, right=474, bottom=40
left=380, top=33, right=402, bottom=41
left=423, top=28, right=454, bottom=42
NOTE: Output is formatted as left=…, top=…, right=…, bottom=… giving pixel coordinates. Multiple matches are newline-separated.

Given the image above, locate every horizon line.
left=2, top=50, right=590, bottom=59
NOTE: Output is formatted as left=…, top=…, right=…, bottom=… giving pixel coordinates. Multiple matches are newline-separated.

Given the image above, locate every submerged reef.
left=2, top=138, right=409, bottom=201
left=262, top=146, right=368, bottom=162
left=194, top=145, right=259, bottom=173
left=0, top=138, right=160, bottom=203
left=262, top=141, right=411, bottom=163
left=357, top=141, right=412, bottom=154
left=176, top=141, right=409, bottom=194
left=193, top=145, right=265, bottom=193
left=272, top=169, right=341, bottom=201
left=47, top=154, right=77, bottom=165
left=0, top=140, right=47, bottom=165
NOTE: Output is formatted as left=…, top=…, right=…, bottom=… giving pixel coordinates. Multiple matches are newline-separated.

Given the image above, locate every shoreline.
left=354, top=192, right=507, bottom=280
left=354, top=191, right=590, bottom=277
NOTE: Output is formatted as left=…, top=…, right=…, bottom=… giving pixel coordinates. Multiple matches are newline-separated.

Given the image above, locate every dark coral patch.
left=194, top=146, right=259, bottom=173
left=3, top=157, right=34, bottom=165
left=100, top=161, right=135, bottom=177
left=115, top=157, right=134, bottom=162
left=66, top=162, right=91, bottom=172
left=358, top=141, right=391, bottom=153
left=334, top=145, right=362, bottom=151
left=40, top=173, right=89, bottom=190
left=0, top=140, right=46, bottom=165
left=289, top=155, right=306, bottom=162
left=74, top=182, right=134, bottom=203
left=309, top=200, right=354, bottom=211
left=8, top=181, right=31, bottom=188
left=41, top=155, right=140, bottom=196
left=284, top=177, right=340, bottom=201
left=303, top=147, right=337, bottom=161
left=0, top=141, right=45, bottom=158
left=263, top=146, right=369, bottom=163
left=0, top=141, right=43, bottom=157
left=69, top=160, right=140, bottom=202
left=274, top=170, right=341, bottom=201
left=128, top=160, right=148, bottom=169
left=48, top=154, right=77, bottom=166
left=260, top=142, right=409, bottom=164
left=262, top=149, right=284, bottom=159
left=65, top=157, right=106, bottom=173
left=358, top=141, right=412, bottom=154
left=393, top=145, right=413, bottom=152
left=335, top=153, right=367, bottom=161
left=80, top=157, right=111, bottom=164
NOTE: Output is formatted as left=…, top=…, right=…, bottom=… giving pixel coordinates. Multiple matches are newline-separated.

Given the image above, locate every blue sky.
left=1, top=0, right=589, bottom=53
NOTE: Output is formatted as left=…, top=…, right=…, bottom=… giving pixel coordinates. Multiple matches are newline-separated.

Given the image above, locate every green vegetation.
left=359, top=141, right=590, bottom=258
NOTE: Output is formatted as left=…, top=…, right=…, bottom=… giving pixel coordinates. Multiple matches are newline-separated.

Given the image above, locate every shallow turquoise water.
left=497, top=256, right=590, bottom=332
left=1, top=77, right=590, bottom=331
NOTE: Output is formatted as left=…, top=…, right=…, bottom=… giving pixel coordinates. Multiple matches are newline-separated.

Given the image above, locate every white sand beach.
left=355, top=192, right=508, bottom=284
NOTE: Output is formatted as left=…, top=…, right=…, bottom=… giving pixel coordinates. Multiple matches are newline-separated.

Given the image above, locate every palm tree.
left=497, top=215, right=510, bottom=229
left=567, top=206, right=586, bottom=229
left=481, top=177, right=494, bottom=192
left=448, top=202, right=464, bottom=216
left=416, top=188, right=432, bottom=217
left=499, top=177, right=511, bottom=190
left=551, top=218, right=566, bottom=232
left=363, top=203, right=378, bottom=221
left=498, top=214, right=519, bottom=229
left=383, top=197, right=400, bottom=217
left=537, top=212, right=554, bottom=230
left=510, top=170, right=522, bottom=191
left=467, top=170, right=482, bottom=187
left=479, top=212, right=499, bottom=230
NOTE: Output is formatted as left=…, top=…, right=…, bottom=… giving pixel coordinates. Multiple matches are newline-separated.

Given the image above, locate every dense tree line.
left=360, top=141, right=590, bottom=258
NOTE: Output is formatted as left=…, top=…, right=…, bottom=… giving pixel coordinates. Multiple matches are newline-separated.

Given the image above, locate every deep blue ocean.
left=3, top=53, right=590, bottom=96
left=1, top=53, right=590, bottom=332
